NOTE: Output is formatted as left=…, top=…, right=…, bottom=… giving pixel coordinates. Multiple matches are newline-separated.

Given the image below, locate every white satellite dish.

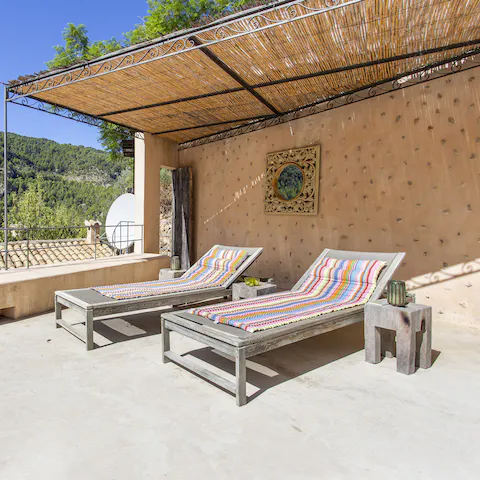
left=105, top=193, right=135, bottom=251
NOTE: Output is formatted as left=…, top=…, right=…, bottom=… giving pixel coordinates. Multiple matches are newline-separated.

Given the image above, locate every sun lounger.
left=161, top=249, right=405, bottom=406
left=55, top=245, right=263, bottom=350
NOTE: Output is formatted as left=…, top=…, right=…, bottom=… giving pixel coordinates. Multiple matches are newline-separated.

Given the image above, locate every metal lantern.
left=387, top=280, right=407, bottom=307
left=170, top=255, right=181, bottom=271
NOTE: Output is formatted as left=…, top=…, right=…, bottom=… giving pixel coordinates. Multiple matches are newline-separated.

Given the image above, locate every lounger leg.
left=161, top=317, right=170, bottom=363
left=55, top=296, right=62, bottom=328
left=85, top=309, right=94, bottom=351
left=235, top=348, right=247, bottom=407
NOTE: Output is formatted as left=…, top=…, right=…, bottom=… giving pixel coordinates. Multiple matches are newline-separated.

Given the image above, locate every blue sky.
left=1, top=1, right=148, bottom=149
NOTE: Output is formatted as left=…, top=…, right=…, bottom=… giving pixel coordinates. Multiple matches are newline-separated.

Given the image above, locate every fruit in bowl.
left=245, top=277, right=261, bottom=287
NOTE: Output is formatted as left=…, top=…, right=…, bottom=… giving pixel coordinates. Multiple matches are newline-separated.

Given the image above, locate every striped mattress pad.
left=93, top=247, right=249, bottom=300
left=189, top=257, right=386, bottom=332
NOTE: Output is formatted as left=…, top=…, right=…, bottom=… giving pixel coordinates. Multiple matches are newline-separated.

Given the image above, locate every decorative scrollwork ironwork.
left=249, top=17, right=261, bottom=30
left=286, top=6, right=298, bottom=18
left=451, top=61, right=461, bottom=73
left=325, top=0, right=341, bottom=6
left=9, top=96, right=142, bottom=142
left=391, top=79, right=401, bottom=90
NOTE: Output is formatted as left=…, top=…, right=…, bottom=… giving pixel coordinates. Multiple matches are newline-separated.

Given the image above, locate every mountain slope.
left=0, top=132, right=133, bottom=227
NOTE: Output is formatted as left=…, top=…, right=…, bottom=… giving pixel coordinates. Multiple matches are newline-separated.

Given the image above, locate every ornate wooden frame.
left=264, top=145, right=320, bottom=215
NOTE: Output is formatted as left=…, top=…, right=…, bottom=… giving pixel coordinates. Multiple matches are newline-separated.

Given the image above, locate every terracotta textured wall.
left=179, top=69, right=480, bottom=328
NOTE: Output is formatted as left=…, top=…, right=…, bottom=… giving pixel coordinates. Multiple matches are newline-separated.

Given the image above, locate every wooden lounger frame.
left=161, top=249, right=405, bottom=406
left=55, top=245, right=263, bottom=350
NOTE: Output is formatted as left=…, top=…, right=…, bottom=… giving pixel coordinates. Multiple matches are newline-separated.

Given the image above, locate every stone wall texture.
left=179, top=69, right=480, bottom=329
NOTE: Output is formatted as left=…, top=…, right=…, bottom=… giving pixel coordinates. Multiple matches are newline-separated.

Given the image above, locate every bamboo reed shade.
left=256, top=48, right=474, bottom=111
left=104, top=91, right=272, bottom=133
left=33, top=50, right=242, bottom=116
left=10, top=0, right=480, bottom=143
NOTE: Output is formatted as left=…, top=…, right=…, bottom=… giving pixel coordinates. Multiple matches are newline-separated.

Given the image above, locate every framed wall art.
left=264, top=145, right=320, bottom=215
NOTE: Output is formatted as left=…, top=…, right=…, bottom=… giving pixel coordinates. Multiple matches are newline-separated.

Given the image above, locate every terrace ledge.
left=0, top=253, right=169, bottom=319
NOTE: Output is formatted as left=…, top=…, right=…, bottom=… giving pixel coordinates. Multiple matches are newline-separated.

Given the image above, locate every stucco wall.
left=179, top=69, right=480, bottom=329
left=135, top=134, right=178, bottom=253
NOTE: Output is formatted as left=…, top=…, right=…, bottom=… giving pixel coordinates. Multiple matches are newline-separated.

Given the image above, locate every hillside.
left=0, top=132, right=133, bottom=230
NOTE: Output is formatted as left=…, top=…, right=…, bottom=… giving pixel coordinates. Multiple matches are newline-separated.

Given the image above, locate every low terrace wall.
left=0, top=254, right=168, bottom=319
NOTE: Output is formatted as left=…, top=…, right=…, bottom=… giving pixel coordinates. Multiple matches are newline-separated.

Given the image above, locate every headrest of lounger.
left=197, top=247, right=249, bottom=271
left=308, top=257, right=386, bottom=285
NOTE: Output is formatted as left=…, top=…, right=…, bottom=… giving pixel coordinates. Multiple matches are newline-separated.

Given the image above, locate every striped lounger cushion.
left=93, top=247, right=249, bottom=300
left=189, top=258, right=386, bottom=332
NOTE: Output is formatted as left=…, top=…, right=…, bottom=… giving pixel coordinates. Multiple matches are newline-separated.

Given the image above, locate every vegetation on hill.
left=0, top=132, right=133, bottom=235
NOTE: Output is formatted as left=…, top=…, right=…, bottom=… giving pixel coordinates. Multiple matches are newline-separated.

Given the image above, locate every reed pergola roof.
left=7, top=0, right=480, bottom=147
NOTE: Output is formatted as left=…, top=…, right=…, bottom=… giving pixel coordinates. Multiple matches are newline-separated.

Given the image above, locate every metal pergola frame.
left=3, top=0, right=480, bottom=269
left=6, top=0, right=363, bottom=100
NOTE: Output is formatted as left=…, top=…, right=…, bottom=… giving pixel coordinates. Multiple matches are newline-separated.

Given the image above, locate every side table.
left=364, top=299, right=432, bottom=375
left=232, top=281, right=277, bottom=301
left=159, top=268, right=186, bottom=280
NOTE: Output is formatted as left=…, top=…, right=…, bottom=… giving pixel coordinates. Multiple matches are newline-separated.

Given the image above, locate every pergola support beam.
left=189, top=36, right=280, bottom=115
left=3, top=86, right=8, bottom=269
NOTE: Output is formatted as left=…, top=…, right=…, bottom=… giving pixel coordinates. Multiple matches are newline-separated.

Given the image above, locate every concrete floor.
left=1, top=308, right=479, bottom=480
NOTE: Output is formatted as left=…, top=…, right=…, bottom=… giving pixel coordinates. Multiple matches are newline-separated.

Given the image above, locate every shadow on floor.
left=185, top=322, right=367, bottom=401
left=93, top=311, right=162, bottom=346
left=89, top=298, right=224, bottom=348
left=182, top=324, right=442, bottom=402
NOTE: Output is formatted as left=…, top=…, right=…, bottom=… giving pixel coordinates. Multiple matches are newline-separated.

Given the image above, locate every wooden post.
left=161, top=317, right=171, bottom=363
left=235, top=348, right=247, bottom=407
left=55, top=296, right=62, bottom=328
left=85, top=310, right=94, bottom=351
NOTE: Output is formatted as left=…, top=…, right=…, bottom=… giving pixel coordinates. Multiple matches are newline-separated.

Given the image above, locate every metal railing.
left=0, top=224, right=144, bottom=271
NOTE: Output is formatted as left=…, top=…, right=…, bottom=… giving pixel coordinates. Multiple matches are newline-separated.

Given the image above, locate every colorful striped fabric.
left=189, top=257, right=386, bottom=332
left=93, top=247, right=249, bottom=300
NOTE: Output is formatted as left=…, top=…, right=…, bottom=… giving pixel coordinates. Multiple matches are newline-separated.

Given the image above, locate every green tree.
left=47, top=24, right=122, bottom=69
left=46, top=23, right=90, bottom=69
left=98, top=123, right=134, bottom=162
left=10, top=183, right=53, bottom=230
left=127, top=0, right=251, bottom=43
left=48, top=1, right=256, bottom=67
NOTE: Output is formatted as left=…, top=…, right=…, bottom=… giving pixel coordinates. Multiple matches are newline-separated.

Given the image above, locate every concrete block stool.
left=232, top=281, right=276, bottom=301
left=364, top=299, right=432, bottom=375
left=159, top=268, right=186, bottom=280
